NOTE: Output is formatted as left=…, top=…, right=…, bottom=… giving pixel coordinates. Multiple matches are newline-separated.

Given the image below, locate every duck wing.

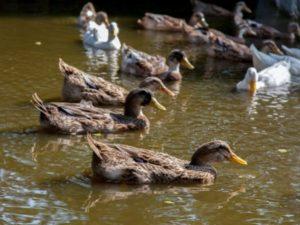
left=268, top=53, right=300, bottom=75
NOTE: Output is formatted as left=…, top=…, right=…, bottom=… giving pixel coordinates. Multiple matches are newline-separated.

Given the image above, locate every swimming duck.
left=236, top=61, right=291, bottom=94
left=59, top=58, right=174, bottom=106
left=250, top=44, right=300, bottom=75
left=137, top=13, right=193, bottom=32
left=191, top=0, right=233, bottom=17
left=189, top=12, right=252, bottom=44
left=261, top=40, right=284, bottom=55
left=186, top=27, right=252, bottom=62
left=121, top=44, right=194, bottom=81
left=84, top=22, right=121, bottom=50
left=88, top=134, right=247, bottom=184
left=78, top=2, right=96, bottom=29
left=84, top=11, right=109, bottom=42
left=282, top=45, right=300, bottom=59
left=246, top=21, right=300, bottom=42
left=31, top=89, right=166, bottom=135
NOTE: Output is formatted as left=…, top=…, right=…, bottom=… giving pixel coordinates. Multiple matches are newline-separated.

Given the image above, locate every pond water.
left=0, top=14, right=299, bottom=225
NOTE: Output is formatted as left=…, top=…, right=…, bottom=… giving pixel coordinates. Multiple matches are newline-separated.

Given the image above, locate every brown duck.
left=88, top=134, right=247, bottom=184
left=121, top=44, right=194, bottom=81
left=191, top=0, right=233, bottom=17
left=31, top=89, right=166, bottom=135
left=59, top=59, right=174, bottom=106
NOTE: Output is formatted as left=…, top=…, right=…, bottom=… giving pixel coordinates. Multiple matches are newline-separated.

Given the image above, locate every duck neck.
left=167, top=61, right=180, bottom=73
left=124, top=102, right=142, bottom=118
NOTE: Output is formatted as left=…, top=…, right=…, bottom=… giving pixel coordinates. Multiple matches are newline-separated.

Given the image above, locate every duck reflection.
left=84, top=46, right=120, bottom=81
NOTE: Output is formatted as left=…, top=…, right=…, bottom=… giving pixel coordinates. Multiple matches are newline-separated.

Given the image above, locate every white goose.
left=83, top=22, right=121, bottom=50
left=250, top=44, right=300, bottom=76
left=236, top=61, right=291, bottom=93
left=281, top=45, right=300, bottom=60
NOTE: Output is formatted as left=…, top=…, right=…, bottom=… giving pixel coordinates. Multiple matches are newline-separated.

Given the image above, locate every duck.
left=83, top=22, right=121, bottom=50
left=78, top=2, right=96, bottom=30
left=59, top=58, right=174, bottom=106
left=121, top=44, right=194, bottom=81
left=185, top=27, right=252, bottom=62
left=191, top=0, right=233, bottom=17
left=246, top=20, right=300, bottom=42
left=31, top=89, right=166, bottom=135
left=87, top=134, right=247, bottom=184
left=236, top=61, right=291, bottom=94
left=84, top=11, right=109, bottom=42
left=250, top=44, right=300, bottom=75
left=261, top=40, right=284, bottom=55
left=137, top=12, right=193, bottom=32
left=189, top=12, right=253, bottom=44
left=282, top=45, right=300, bottom=59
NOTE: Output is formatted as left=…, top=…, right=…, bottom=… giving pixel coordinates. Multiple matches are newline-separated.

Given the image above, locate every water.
left=0, top=15, right=299, bottom=225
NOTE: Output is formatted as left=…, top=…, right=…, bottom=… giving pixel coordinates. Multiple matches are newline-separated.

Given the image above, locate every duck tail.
left=58, top=58, right=82, bottom=78
left=31, top=93, right=49, bottom=116
left=87, top=133, right=104, bottom=161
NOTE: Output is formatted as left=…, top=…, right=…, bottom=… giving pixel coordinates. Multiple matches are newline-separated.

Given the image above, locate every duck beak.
left=249, top=79, right=257, bottom=95
left=160, top=85, right=175, bottom=97
left=244, top=5, right=252, bottom=13
left=200, top=18, right=209, bottom=28
left=181, top=57, right=195, bottom=70
left=150, top=97, right=166, bottom=111
left=230, top=153, right=248, bottom=165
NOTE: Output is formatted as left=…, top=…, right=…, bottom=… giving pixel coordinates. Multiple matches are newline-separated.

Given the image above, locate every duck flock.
left=31, top=1, right=300, bottom=185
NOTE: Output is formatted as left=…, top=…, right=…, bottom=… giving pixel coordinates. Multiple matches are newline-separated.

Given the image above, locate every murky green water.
left=0, top=15, right=299, bottom=225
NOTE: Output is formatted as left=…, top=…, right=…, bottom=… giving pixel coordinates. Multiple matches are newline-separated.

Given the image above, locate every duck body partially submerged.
left=88, top=135, right=247, bottom=184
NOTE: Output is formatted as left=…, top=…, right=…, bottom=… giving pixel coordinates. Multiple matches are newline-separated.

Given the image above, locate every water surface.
left=0, top=15, right=299, bottom=225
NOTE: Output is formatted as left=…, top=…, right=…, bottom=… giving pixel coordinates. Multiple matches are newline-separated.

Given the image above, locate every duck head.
left=139, top=77, right=175, bottom=96
left=189, top=12, right=209, bottom=28
left=235, top=2, right=252, bottom=14
left=245, top=67, right=258, bottom=94
left=167, top=50, right=194, bottom=72
left=95, top=11, right=109, bottom=26
left=190, top=140, right=247, bottom=166
left=124, top=89, right=166, bottom=117
left=261, top=40, right=283, bottom=55
left=288, top=22, right=300, bottom=39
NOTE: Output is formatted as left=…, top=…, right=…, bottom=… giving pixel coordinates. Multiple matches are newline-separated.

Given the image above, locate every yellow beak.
left=249, top=79, right=257, bottom=95
left=160, top=86, right=175, bottom=97
left=181, top=57, right=194, bottom=70
left=245, top=6, right=252, bottom=13
left=230, top=153, right=248, bottom=165
left=150, top=97, right=166, bottom=111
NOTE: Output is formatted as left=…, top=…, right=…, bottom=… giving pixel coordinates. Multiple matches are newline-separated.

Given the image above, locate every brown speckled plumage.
left=88, top=135, right=247, bottom=184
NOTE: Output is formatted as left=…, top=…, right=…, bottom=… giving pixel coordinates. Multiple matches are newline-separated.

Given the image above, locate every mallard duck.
left=121, top=44, right=194, bottom=81
left=261, top=40, right=284, bottom=55
left=31, top=89, right=166, bottom=135
left=282, top=45, right=300, bottom=59
left=236, top=61, right=291, bottom=94
left=191, top=0, right=233, bottom=17
left=137, top=13, right=193, bottom=32
left=245, top=20, right=300, bottom=42
left=233, top=1, right=252, bottom=28
left=78, top=2, right=96, bottom=29
left=59, top=58, right=174, bottom=106
left=186, top=27, right=252, bottom=62
left=251, top=44, right=300, bottom=75
left=189, top=12, right=252, bottom=44
left=87, top=134, right=247, bottom=184
left=84, top=22, right=121, bottom=50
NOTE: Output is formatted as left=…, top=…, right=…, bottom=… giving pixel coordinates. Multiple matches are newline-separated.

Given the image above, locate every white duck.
left=85, top=11, right=109, bottom=42
left=281, top=45, right=300, bottom=60
left=250, top=44, right=300, bottom=76
left=84, top=22, right=121, bottom=50
left=236, top=61, right=291, bottom=94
